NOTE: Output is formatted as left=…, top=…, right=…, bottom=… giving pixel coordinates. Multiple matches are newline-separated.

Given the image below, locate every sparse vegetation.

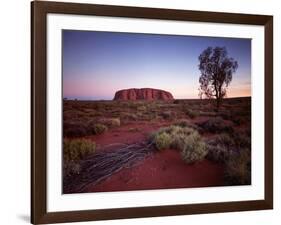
left=185, top=109, right=199, bottom=119
left=206, top=131, right=251, bottom=185
left=161, top=111, right=176, bottom=120
left=224, top=149, right=251, bottom=185
left=206, top=133, right=235, bottom=163
left=151, top=125, right=208, bottom=163
left=63, top=138, right=96, bottom=162
left=63, top=138, right=96, bottom=178
left=98, top=118, right=121, bottom=127
left=92, top=123, right=108, bottom=134
left=154, top=132, right=172, bottom=150
left=197, top=117, right=234, bottom=134
left=128, top=127, right=140, bottom=132
left=181, top=131, right=208, bottom=164
left=63, top=97, right=251, bottom=190
left=120, top=112, right=138, bottom=121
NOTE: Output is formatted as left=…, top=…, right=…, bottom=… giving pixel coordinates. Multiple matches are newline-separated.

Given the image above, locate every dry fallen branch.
left=63, top=141, right=155, bottom=193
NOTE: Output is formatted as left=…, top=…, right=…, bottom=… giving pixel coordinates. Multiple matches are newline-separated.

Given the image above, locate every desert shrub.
left=151, top=125, right=208, bottom=163
left=206, top=133, right=235, bottom=163
left=120, top=112, right=138, bottom=121
left=92, top=123, right=108, bottom=134
left=173, top=99, right=182, bottom=104
left=197, top=117, right=234, bottom=134
left=173, top=119, right=191, bottom=127
left=63, top=138, right=96, bottom=162
left=63, top=121, right=88, bottom=137
left=231, top=116, right=249, bottom=126
left=218, top=111, right=232, bottom=121
left=206, top=131, right=251, bottom=164
left=63, top=109, right=88, bottom=120
left=151, top=125, right=193, bottom=150
left=185, top=109, right=199, bottom=119
left=98, top=118, right=121, bottom=127
left=199, top=111, right=218, bottom=117
left=128, top=127, right=140, bottom=132
left=63, top=161, right=81, bottom=177
left=173, top=120, right=202, bottom=132
left=224, top=149, right=251, bottom=185
left=140, top=112, right=158, bottom=121
left=137, top=105, right=147, bottom=111
left=154, top=132, right=172, bottom=150
left=181, top=132, right=208, bottom=164
left=161, top=111, right=176, bottom=120
left=110, top=118, right=121, bottom=127
left=234, top=132, right=251, bottom=148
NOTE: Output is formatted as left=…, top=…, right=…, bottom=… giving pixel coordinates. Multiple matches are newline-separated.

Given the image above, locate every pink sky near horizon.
left=63, top=74, right=251, bottom=100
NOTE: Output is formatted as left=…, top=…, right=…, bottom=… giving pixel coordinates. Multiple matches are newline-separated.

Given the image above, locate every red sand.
left=85, top=150, right=224, bottom=192
left=83, top=122, right=224, bottom=193
left=87, top=121, right=171, bottom=152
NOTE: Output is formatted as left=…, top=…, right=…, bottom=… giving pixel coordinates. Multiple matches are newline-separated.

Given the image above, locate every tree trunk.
left=216, top=97, right=221, bottom=111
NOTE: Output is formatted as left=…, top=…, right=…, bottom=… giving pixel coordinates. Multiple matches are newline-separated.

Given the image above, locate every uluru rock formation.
left=113, top=88, right=174, bottom=101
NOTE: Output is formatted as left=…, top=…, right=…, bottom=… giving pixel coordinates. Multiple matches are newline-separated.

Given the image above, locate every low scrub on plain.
left=97, top=118, right=121, bottom=127
left=224, top=149, right=251, bottom=185
left=206, top=133, right=236, bottom=163
left=63, top=138, right=96, bottom=177
left=63, top=120, right=88, bottom=137
left=161, top=111, right=176, bottom=120
left=154, top=132, right=172, bottom=150
left=120, top=112, right=138, bottom=121
left=92, top=123, right=108, bottom=135
left=180, top=131, right=208, bottom=164
left=185, top=109, right=199, bottom=119
left=197, top=117, right=234, bottom=134
left=206, top=131, right=251, bottom=185
left=206, top=132, right=251, bottom=163
left=151, top=125, right=208, bottom=163
left=63, top=138, right=96, bottom=162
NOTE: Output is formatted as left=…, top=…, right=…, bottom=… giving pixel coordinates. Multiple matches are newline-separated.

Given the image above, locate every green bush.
left=206, top=133, right=235, bottom=163
left=128, top=127, right=140, bottom=132
left=181, top=132, right=208, bottom=164
left=120, top=112, right=138, bottom=121
left=64, top=161, right=81, bottom=177
left=137, top=105, right=147, bottom=111
left=197, top=117, right=234, bottom=134
left=199, top=111, right=217, bottom=117
left=63, top=121, right=87, bottom=137
left=185, top=109, right=199, bottom=119
left=63, top=138, right=96, bottom=162
left=206, top=131, right=251, bottom=164
left=98, top=118, right=121, bottom=127
left=224, top=149, right=251, bottom=185
left=173, top=120, right=202, bottom=132
left=92, top=123, right=108, bottom=134
left=110, top=118, right=121, bottom=127
left=233, top=132, right=251, bottom=148
left=161, top=111, right=176, bottom=120
left=151, top=125, right=208, bottom=163
left=154, top=132, right=172, bottom=150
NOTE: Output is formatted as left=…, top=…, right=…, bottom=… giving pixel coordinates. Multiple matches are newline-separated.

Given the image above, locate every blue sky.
left=63, top=30, right=251, bottom=100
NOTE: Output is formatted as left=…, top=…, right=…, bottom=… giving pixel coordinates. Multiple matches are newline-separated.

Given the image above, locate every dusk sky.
left=63, top=30, right=251, bottom=100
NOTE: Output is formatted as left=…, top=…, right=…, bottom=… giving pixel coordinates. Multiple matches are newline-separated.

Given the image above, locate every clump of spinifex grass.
left=63, top=138, right=96, bottom=178
left=206, top=132, right=251, bottom=185
left=151, top=125, right=208, bottom=164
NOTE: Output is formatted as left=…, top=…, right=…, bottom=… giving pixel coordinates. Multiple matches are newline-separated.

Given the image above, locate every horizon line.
left=63, top=96, right=251, bottom=101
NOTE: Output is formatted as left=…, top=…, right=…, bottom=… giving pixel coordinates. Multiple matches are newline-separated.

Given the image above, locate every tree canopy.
left=198, top=46, right=238, bottom=108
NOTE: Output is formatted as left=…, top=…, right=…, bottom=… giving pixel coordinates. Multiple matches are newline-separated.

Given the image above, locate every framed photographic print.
left=31, top=1, right=273, bottom=224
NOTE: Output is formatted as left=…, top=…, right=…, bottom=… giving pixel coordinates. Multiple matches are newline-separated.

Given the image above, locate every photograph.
left=62, top=30, right=251, bottom=194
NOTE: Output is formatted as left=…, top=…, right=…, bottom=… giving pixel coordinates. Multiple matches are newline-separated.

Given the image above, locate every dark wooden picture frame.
left=31, top=1, right=273, bottom=224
